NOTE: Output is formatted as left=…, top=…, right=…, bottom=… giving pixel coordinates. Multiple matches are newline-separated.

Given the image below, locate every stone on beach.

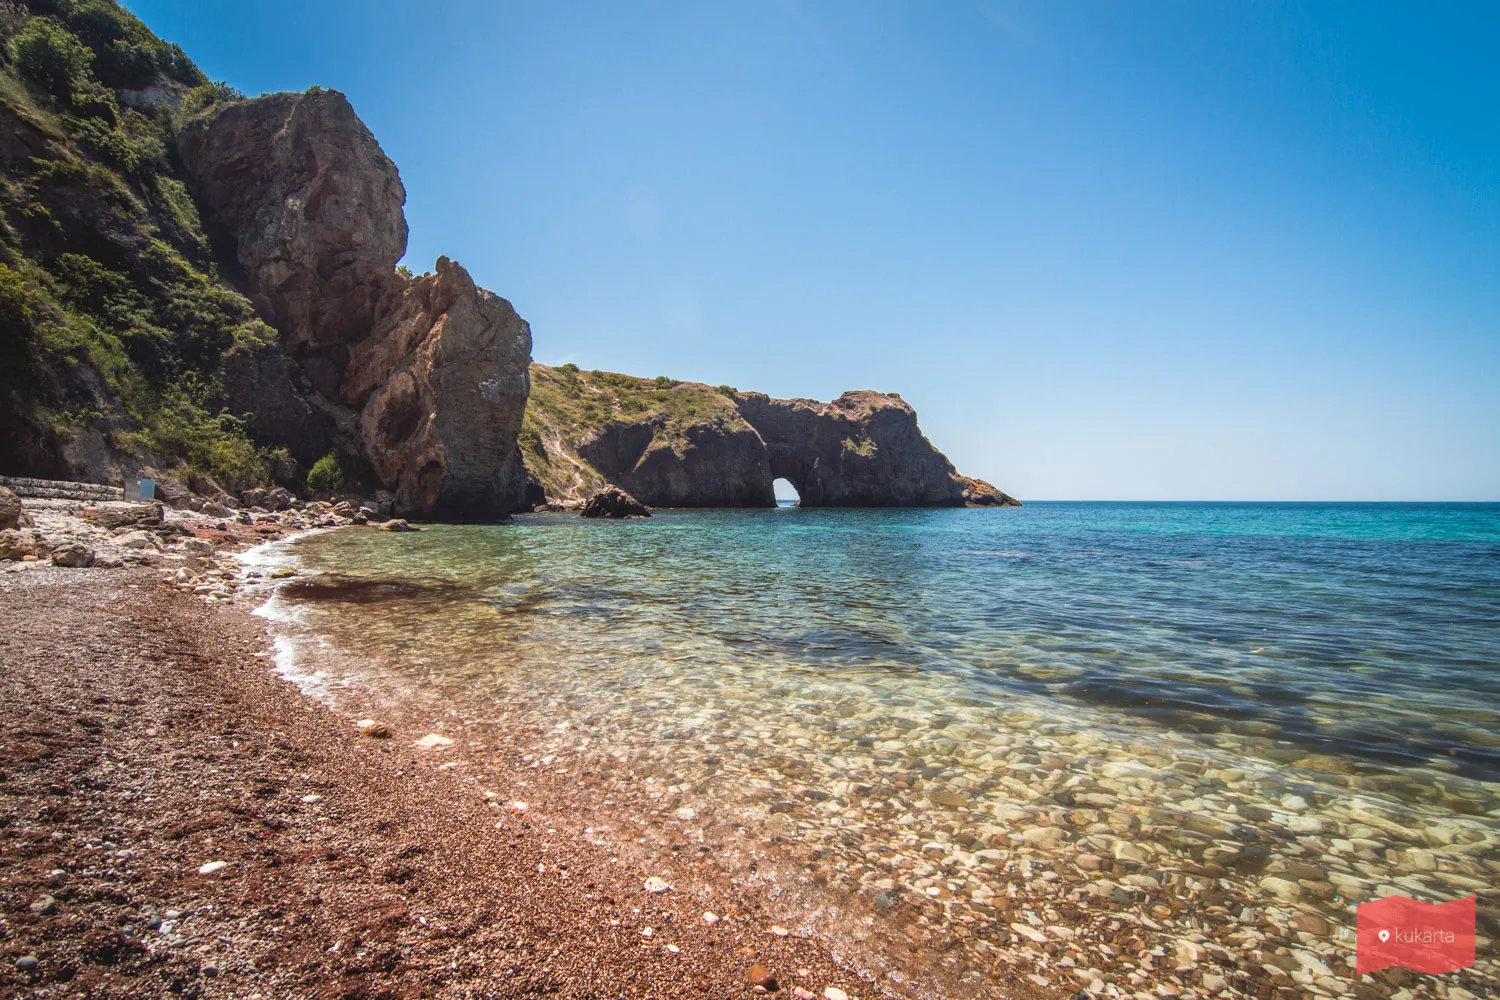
left=197, top=861, right=230, bottom=875
left=745, top=964, right=778, bottom=989
left=643, top=876, right=671, bottom=893
left=357, top=718, right=392, bottom=738
left=413, top=733, right=454, bottom=748
left=50, top=542, right=95, bottom=567
left=823, top=989, right=849, bottom=1000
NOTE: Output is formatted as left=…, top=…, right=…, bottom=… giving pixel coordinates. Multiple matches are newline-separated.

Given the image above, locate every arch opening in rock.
left=773, top=478, right=801, bottom=507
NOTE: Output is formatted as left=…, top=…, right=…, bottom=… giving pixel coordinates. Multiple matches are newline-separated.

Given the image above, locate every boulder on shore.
left=0, top=486, right=23, bottom=530
left=78, top=503, right=165, bottom=530
left=580, top=486, right=651, bottom=519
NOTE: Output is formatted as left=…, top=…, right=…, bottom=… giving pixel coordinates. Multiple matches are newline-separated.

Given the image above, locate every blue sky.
left=129, top=1, right=1498, bottom=500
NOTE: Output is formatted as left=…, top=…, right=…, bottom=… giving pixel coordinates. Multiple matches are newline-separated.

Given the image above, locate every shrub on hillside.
left=307, top=452, right=344, bottom=497
left=12, top=17, right=92, bottom=96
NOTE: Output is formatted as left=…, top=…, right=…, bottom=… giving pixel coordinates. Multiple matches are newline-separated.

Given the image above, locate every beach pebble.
left=30, top=894, right=56, bottom=915
left=508, top=800, right=527, bottom=813
left=1075, top=853, right=1104, bottom=871
left=1112, top=841, right=1148, bottom=864
left=702, top=911, right=720, bottom=925
left=824, top=988, right=850, bottom=1000
left=644, top=876, right=671, bottom=893
left=300, top=794, right=322, bottom=804
left=413, top=733, right=453, bottom=748
left=202, top=964, right=219, bottom=978
left=746, top=964, right=777, bottom=989
left=197, top=861, right=230, bottom=876
left=15, top=956, right=38, bottom=972
left=770, top=924, right=790, bottom=936
left=793, top=989, right=817, bottom=1000
left=356, top=719, right=391, bottom=738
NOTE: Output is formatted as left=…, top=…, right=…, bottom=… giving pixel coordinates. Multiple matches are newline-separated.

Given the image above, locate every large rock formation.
left=176, top=89, right=408, bottom=356
left=735, top=390, right=966, bottom=506
left=343, top=258, right=532, bottom=518
left=178, top=90, right=533, bottom=519
left=523, top=366, right=1018, bottom=508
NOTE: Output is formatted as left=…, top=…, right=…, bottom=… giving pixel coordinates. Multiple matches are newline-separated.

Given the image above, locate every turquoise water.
left=253, top=502, right=1500, bottom=994
left=283, top=502, right=1500, bottom=779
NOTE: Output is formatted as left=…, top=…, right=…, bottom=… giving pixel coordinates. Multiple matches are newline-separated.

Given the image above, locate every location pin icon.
left=1378, top=929, right=1391, bottom=943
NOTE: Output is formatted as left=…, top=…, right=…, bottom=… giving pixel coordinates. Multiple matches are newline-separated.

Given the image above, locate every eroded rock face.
left=522, top=367, right=1017, bottom=509
left=178, top=90, right=534, bottom=519
left=736, top=391, right=967, bottom=507
left=578, top=419, right=774, bottom=508
left=177, top=89, right=408, bottom=355
left=343, top=258, right=532, bottom=519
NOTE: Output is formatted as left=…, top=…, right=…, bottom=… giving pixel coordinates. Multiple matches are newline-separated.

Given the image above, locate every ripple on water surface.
left=262, top=503, right=1500, bottom=996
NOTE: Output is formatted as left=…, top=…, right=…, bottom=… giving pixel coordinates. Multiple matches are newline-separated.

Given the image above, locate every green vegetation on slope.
left=0, top=0, right=294, bottom=488
left=522, top=363, right=744, bottom=499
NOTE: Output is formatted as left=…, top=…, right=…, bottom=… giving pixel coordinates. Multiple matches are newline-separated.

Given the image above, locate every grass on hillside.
left=0, top=0, right=295, bottom=489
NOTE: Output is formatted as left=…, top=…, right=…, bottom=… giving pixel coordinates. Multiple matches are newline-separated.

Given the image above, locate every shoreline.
left=4, top=505, right=1496, bottom=1000
left=0, top=564, right=1055, bottom=1000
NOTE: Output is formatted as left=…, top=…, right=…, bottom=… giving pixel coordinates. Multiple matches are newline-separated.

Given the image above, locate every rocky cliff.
left=0, top=5, right=532, bottom=519
left=177, top=90, right=532, bottom=519
left=176, top=89, right=407, bottom=358
left=522, top=365, right=1019, bottom=508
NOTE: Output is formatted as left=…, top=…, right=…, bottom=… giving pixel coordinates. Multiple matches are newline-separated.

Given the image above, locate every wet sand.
left=0, top=567, right=1053, bottom=1000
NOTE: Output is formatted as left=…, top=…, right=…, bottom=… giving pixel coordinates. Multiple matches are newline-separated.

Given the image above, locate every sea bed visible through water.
left=241, top=502, right=1500, bottom=999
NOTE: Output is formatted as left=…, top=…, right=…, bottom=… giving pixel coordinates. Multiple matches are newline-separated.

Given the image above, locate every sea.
left=246, top=502, right=1500, bottom=996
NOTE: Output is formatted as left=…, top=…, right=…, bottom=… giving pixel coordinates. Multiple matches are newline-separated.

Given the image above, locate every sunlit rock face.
left=735, top=390, right=968, bottom=507
left=179, top=90, right=534, bottom=518
left=344, top=258, right=532, bottom=519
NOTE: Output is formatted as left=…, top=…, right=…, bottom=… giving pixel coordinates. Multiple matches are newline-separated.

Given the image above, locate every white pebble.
left=197, top=861, right=229, bottom=875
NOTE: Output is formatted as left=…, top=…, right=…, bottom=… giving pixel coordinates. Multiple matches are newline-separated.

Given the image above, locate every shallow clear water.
left=280, top=502, right=1500, bottom=778
left=252, top=502, right=1500, bottom=995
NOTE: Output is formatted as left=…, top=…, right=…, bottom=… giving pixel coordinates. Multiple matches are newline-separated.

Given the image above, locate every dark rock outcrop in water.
left=178, top=90, right=533, bottom=519
left=522, top=366, right=1019, bottom=509
left=580, top=485, right=651, bottom=519
left=735, top=390, right=967, bottom=507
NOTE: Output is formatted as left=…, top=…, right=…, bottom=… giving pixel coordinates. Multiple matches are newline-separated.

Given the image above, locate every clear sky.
left=128, top=1, right=1498, bottom=500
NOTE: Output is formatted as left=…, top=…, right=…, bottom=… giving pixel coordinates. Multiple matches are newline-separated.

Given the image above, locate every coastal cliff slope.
left=522, top=364, right=1020, bottom=508
left=0, top=2, right=532, bottom=518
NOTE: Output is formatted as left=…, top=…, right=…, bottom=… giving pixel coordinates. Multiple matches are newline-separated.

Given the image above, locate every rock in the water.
left=378, top=518, right=418, bottom=532
left=51, top=542, right=95, bottom=568
left=736, top=390, right=965, bottom=506
left=0, top=486, right=22, bottom=530
left=580, top=485, right=651, bottom=519
left=956, top=475, right=1023, bottom=507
